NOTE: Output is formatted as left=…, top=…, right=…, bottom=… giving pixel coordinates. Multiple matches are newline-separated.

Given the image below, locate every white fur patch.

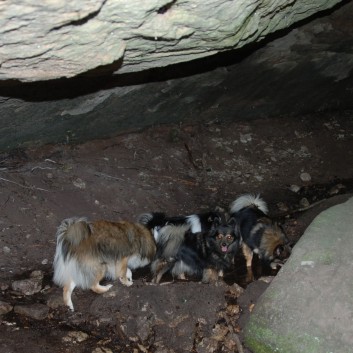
left=249, top=223, right=265, bottom=238
left=153, top=227, right=161, bottom=242
left=186, top=214, right=201, bottom=233
left=128, top=255, right=150, bottom=269
left=171, top=260, right=196, bottom=277
left=230, top=194, right=268, bottom=214
left=53, top=256, right=94, bottom=290
left=126, top=268, right=132, bottom=282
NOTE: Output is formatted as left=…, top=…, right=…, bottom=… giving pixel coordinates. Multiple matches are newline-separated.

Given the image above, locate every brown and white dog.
left=53, top=217, right=156, bottom=310
left=230, top=194, right=291, bottom=277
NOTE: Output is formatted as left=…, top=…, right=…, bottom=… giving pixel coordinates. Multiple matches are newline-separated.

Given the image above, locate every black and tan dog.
left=53, top=217, right=156, bottom=310
left=141, top=213, right=241, bottom=283
left=230, top=194, right=291, bottom=277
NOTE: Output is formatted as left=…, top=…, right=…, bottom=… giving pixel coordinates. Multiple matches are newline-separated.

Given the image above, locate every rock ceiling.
left=0, top=0, right=343, bottom=82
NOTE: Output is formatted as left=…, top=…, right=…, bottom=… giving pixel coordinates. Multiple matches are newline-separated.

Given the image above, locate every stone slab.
left=244, top=196, right=353, bottom=353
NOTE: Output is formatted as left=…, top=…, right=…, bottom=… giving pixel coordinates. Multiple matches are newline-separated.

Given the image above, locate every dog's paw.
left=126, top=268, right=133, bottom=282
left=119, top=277, right=133, bottom=287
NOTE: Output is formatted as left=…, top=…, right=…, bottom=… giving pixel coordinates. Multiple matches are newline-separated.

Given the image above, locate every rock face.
left=243, top=197, right=353, bottom=353
left=0, top=0, right=343, bottom=82
left=1, top=1, right=353, bottom=152
left=1, top=1, right=353, bottom=151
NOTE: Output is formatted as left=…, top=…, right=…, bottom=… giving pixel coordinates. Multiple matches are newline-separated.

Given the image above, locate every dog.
left=230, top=194, right=291, bottom=277
left=142, top=214, right=241, bottom=284
left=138, top=210, right=225, bottom=280
left=53, top=217, right=156, bottom=310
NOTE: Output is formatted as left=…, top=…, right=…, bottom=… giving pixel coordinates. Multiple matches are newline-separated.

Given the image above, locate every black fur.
left=151, top=215, right=241, bottom=283
left=232, top=206, right=267, bottom=251
left=138, top=211, right=223, bottom=234
left=230, top=194, right=291, bottom=270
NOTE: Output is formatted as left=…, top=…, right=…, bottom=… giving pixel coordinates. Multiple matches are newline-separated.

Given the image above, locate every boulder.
left=243, top=196, right=353, bottom=353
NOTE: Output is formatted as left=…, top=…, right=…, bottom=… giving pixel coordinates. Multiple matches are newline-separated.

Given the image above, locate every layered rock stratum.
left=0, top=0, right=343, bottom=81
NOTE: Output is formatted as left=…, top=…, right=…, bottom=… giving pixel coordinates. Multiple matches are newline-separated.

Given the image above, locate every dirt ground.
left=0, top=112, right=353, bottom=353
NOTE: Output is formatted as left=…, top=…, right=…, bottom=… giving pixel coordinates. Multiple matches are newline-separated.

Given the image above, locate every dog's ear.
left=211, top=216, right=221, bottom=228
left=227, top=217, right=237, bottom=228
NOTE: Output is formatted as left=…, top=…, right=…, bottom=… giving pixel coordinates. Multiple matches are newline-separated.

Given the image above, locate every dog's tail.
left=53, top=217, right=92, bottom=288
left=138, top=212, right=169, bottom=242
left=230, top=194, right=268, bottom=214
left=138, top=212, right=168, bottom=230
left=55, top=217, right=91, bottom=247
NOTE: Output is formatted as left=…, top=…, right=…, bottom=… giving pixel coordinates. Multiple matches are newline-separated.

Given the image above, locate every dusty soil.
left=0, top=112, right=353, bottom=353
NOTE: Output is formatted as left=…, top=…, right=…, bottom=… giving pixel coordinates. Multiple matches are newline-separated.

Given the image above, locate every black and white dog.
left=139, top=211, right=241, bottom=283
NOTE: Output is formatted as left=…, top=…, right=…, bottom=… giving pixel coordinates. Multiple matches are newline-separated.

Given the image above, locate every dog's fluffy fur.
left=138, top=211, right=223, bottom=242
left=142, top=214, right=241, bottom=283
left=230, top=194, right=291, bottom=272
left=53, top=217, right=156, bottom=310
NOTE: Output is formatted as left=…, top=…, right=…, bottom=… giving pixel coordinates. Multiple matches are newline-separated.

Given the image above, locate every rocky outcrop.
left=1, top=0, right=353, bottom=151
left=0, top=0, right=343, bottom=82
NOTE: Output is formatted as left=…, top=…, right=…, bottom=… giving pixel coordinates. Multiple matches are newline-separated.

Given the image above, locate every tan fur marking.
left=242, top=242, right=255, bottom=281
left=202, top=268, right=219, bottom=283
left=152, top=259, right=170, bottom=284
left=242, top=242, right=253, bottom=268
left=260, top=225, right=287, bottom=259
left=117, top=257, right=132, bottom=286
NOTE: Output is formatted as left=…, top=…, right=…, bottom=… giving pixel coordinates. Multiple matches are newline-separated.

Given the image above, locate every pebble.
left=0, top=282, right=9, bottom=291
left=300, top=198, right=310, bottom=208
left=239, top=133, right=252, bottom=144
left=73, top=178, right=86, bottom=189
left=300, top=172, right=311, bottom=182
left=14, top=303, right=49, bottom=320
left=264, top=147, right=273, bottom=153
left=329, top=183, right=345, bottom=195
left=0, top=300, right=13, bottom=315
left=30, top=270, right=44, bottom=280
left=92, top=348, right=113, bottom=353
left=254, top=175, right=264, bottom=182
left=3, top=246, right=10, bottom=253
left=63, top=331, right=89, bottom=343
left=12, top=270, right=44, bottom=295
left=289, top=184, right=301, bottom=193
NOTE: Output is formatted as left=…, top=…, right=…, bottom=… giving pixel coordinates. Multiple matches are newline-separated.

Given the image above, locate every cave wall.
left=1, top=1, right=353, bottom=151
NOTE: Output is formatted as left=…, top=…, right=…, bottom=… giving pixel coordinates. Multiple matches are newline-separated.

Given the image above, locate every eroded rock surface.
left=0, top=0, right=343, bottom=81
